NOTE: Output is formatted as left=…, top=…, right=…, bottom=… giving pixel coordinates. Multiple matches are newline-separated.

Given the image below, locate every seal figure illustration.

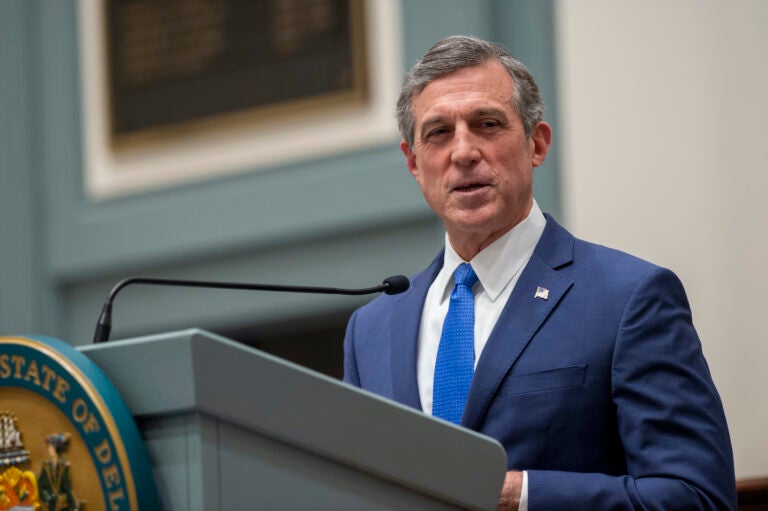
left=37, top=434, right=80, bottom=511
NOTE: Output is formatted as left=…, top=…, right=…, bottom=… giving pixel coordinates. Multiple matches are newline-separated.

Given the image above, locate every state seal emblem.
left=0, top=336, right=158, bottom=510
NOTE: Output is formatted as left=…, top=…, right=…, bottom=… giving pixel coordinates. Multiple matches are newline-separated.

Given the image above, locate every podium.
left=79, top=329, right=507, bottom=510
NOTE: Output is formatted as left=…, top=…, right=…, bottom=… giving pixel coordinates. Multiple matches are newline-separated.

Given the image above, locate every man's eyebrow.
left=474, top=107, right=509, bottom=119
left=418, top=116, right=448, bottom=138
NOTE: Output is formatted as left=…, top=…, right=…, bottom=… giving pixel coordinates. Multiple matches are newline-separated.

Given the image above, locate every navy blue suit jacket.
left=344, top=215, right=736, bottom=510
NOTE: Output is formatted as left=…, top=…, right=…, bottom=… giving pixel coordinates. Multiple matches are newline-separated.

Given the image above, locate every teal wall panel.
left=401, top=0, right=494, bottom=62
left=0, top=1, right=36, bottom=332
left=66, top=218, right=443, bottom=344
left=47, top=146, right=428, bottom=279
left=0, top=0, right=60, bottom=336
left=2, top=0, right=559, bottom=349
left=492, top=0, right=562, bottom=218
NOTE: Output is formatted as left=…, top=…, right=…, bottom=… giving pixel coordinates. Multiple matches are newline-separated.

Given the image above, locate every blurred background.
left=1, top=0, right=765, bottom=481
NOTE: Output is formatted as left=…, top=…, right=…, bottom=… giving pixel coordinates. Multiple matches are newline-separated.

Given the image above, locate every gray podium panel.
left=80, top=329, right=506, bottom=510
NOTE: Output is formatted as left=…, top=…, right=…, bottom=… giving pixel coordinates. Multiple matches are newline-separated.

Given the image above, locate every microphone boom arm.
left=93, top=275, right=409, bottom=344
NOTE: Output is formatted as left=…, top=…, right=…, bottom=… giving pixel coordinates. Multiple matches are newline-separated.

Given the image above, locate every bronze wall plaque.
left=105, top=0, right=367, bottom=147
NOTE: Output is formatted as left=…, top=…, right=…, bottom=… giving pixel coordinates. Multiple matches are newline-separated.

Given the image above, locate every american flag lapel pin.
left=534, top=286, right=549, bottom=300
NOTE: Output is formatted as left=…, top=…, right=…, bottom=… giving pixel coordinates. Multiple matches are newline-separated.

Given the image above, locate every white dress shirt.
left=416, top=200, right=546, bottom=511
left=416, top=201, right=546, bottom=413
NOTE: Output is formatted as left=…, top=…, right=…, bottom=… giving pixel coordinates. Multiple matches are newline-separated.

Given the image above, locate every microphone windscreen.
left=383, top=275, right=410, bottom=295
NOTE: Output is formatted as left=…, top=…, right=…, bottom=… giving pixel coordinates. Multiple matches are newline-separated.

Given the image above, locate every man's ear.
left=400, top=139, right=420, bottom=180
left=530, top=121, right=552, bottom=168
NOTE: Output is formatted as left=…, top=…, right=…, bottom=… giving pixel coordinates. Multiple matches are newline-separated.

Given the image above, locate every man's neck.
left=447, top=206, right=534, bottom=261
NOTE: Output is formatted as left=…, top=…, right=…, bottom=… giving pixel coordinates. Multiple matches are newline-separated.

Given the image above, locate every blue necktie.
left=433, top=263, right=478, bottom=424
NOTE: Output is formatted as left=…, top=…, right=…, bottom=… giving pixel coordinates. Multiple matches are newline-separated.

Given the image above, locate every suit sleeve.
left=343, top=308, right=361, bottom=386
left=526, top=268, right=736, bottom=510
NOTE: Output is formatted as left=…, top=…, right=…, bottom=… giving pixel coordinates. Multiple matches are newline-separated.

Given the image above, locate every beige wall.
left=555, top=0, right=768, bottom=478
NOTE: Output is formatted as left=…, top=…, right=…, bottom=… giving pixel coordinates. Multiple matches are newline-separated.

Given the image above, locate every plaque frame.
left=78, top=0, right=401, bottom=200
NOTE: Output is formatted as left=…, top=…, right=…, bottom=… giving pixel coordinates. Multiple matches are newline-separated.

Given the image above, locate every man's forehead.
left=417, top=60, right=511, bottom=91
left=412, top=62, right=513, bottom=108
left=418, top=60, right=507, bottom=89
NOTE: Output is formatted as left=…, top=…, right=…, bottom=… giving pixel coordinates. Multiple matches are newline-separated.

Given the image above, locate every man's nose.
left=450, top=126, right=481, bottom=167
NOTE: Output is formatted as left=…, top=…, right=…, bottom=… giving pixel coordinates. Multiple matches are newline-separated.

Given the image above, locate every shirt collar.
left=438, top=200, right=547, bottom=304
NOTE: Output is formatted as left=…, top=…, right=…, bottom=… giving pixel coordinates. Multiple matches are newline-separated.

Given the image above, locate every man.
left=343, top=35, right=736, bottom=510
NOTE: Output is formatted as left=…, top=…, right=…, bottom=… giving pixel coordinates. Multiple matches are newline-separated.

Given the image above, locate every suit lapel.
left=390, top=252, right=444, bottom=410
left=462, top=217, right=575, bottom=430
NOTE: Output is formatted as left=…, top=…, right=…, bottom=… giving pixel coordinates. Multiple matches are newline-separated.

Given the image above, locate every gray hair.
left=396, top=35, right=544, bottom=148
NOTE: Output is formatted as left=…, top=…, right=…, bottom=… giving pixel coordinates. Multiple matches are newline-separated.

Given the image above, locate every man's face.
left=401, top=61, right=551, bottom=256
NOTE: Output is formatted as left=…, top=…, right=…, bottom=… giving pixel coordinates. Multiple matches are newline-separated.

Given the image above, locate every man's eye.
left=427, top=128, right=450, bottom=138
left=479, top=119, right=501, bottom=128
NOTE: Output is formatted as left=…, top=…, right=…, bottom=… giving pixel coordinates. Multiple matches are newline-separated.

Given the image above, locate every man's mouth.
left=454, top=183, right=487, bottom=192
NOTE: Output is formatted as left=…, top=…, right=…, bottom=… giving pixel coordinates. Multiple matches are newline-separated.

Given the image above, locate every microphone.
left=92, top=274, right=410, bottom=344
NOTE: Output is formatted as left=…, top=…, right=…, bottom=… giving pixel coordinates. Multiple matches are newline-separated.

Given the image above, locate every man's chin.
left=445, top=216, right=507, bottom=241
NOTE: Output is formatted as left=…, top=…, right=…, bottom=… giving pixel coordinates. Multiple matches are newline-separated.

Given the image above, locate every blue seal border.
left=0, top=335, right=159, bottom=510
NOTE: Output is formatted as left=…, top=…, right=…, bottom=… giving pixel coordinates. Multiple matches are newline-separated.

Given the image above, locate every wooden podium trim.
left=737, top=477, right=768, bottom=511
